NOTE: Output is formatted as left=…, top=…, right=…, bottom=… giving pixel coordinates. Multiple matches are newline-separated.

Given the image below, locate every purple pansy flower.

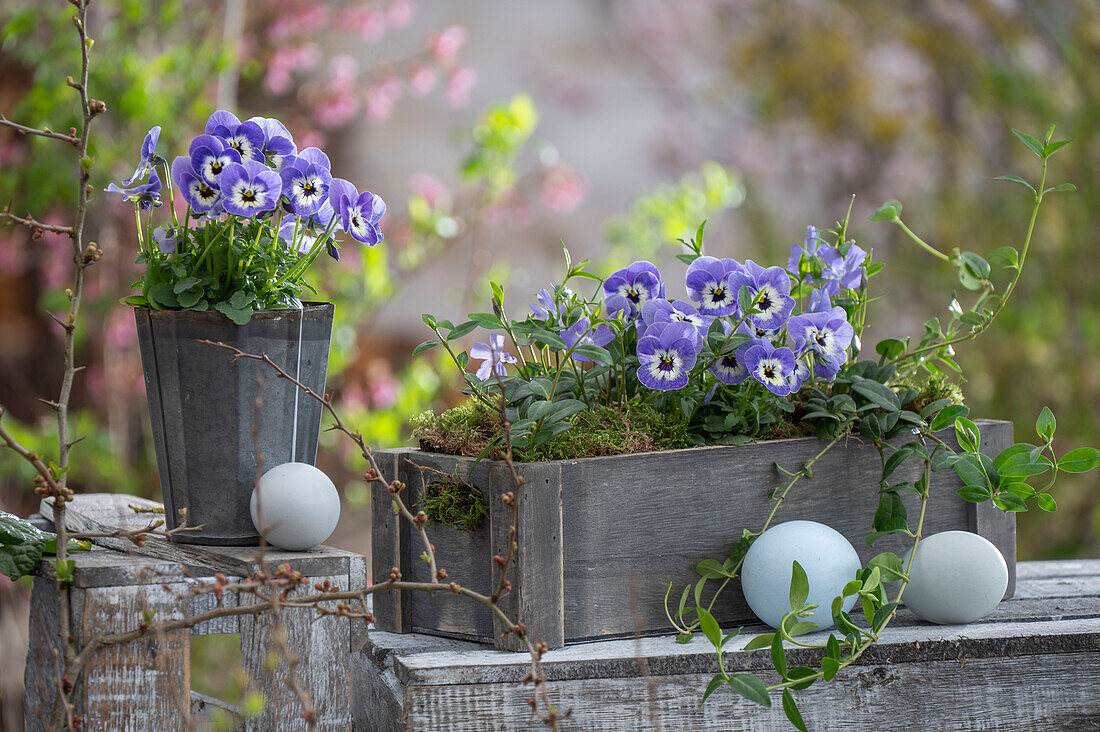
left=470, top=333, right=517, bottom=380
left=820, top=243, right=868, bottom=294
left=636, top=321, right=699, bottom=391
left=106, top=169, right=162, bottom=210
left=603, top=261, right=665, bottom=319
left=189, top=135, right=242, bottom=187
left=560, top=317, right=615, bottom=363
left=641, top=298, right=713, bottom=349
left=205, top=110, right=266, bottom=162
left=219, top=160, right=281, bottom=217
left=248, top=116, right=297, bottom=167
left=786, top=224, right=821, bottom=278
left=152, top=225, right=177, bottom=254
left=530, top=288, right=565, bottom=320
left=341, top=190, right=386, bottom=245
left=122, top=126, right=161, bottom=185
left=278, top=218, right=315, bottom=254
left=709, top=320, right=758, bottom=385
left=787, top=306, right=854, bottom=369
left=787, top=360, right=811, bottom=393
left=685, top=256, right=743, bottom=317
left=170, top=156, right=222, bottom=214
left=743, top=340, right=797, bottom=396
left=732, top=260, right=796, bottom=330
left=280, top=157, right=332, bottom=217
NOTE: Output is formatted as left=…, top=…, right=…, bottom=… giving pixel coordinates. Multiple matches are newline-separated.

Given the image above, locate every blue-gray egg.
left=902, top=530, right=1008, bottom=624
left=250, top=462, right=340, bottom=551
left=740, top=520, right=861, bottom=630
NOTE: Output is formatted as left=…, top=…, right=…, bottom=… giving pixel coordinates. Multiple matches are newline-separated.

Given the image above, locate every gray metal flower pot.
left=134, top=303, right=334, bottom=545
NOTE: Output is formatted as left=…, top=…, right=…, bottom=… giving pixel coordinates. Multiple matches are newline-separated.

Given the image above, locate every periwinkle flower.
left=743, top=340, right=797, bottom=396
left=122, top=126, right=161, bottom=185
left=189, top=135, right=242, bottom=187
left=685, top=256, right=743, bottom=317
left=636, top=321, right=699, bottom=391
left=560, top=317, right=615, bottom=364
left=786, top=224, right=821, bottom=278
left=807, top=287, right=832, bottom=313
left=280, top=157, right=332, bottom=217
left=641, top=298, right=713, bottom=349
left=820, top=243, right=868, bottom=294
left=470, top=333, right=517, bottom=380
left=530, top=288, right=565, bottom=320
left=205, top=110, right=266, bottom=162
left=603, top=261, right=665, bottom=319
left=732, top=260, right=796, bottom=331
left=171, top=156, right=222, bottom=214
left=106, top=169, right=162, bottom=210
left=219, top=160, right=282, bottom=217
left=787, top=306, right=854, bottom=370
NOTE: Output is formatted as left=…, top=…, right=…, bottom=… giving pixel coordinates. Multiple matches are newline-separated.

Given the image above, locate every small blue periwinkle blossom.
left=121, top=126, right=161, bottom=185
left=786, top=224, right=821, bottom=279
left=640, top=298, right=713, bottom=349
left=470, top=333, right=517, bottom=380
left=603, top=261, right=665, bottom=319
left=106, top=169, right=162, bottom=210
left=743, top=340, right=797, bottom=396
left=219, top=160, right=281, bottom=217
left=529, top=288, right=566, bottom=321
left=170, top=155, right=222, bottom=214
left=819, top=243, right=868, bottom=297
left=189, top=135, right=242, bottom=188
left=731, top=260, right=796, bottom=331
left=205, top=111, right=266, bottom=162
left=560, top=317, right=615, bottom=364
left=685, top=256, right=742, bottom=317
left=636, top=321, right=700, bottom=391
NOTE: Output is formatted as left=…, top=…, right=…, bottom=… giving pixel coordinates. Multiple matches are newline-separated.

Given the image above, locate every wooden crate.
left=372, top=420, right=1016, bottom=651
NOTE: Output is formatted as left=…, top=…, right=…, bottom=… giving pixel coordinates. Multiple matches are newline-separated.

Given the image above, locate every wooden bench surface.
left=355, top=559, right=1100, bottom=731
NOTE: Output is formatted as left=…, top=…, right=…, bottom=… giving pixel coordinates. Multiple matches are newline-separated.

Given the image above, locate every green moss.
left=412, top=399, right=693, bottom=462
left=901, top=373, right=966, bottom=413
left=422, top=477, right=488, bottom=532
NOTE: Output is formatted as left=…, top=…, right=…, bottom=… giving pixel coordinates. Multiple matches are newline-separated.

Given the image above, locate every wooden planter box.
left=372, top=420, right=1015, bottom=650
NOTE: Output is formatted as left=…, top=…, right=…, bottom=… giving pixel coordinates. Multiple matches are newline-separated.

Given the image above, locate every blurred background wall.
left=1, top=0, right=1098, bottom=726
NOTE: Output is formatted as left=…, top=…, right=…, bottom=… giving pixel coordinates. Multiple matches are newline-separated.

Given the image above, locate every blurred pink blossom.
left=0, top=233, right=27, bottom=275
left=268, top=4, right=328, bottom=43
left=297, top=128, right=325, bottom=150
left=540, top=165, right=588, bottom=213
left=337, top=7, right=387, bottom=43
left=426, top=25, right=467, bottom=62
left=265, top=44, right=321, bottom=95
left=387, top=0, right=415, bottom=28
left=443, top=67, right=477, bottom=109
left=106, top=306, right=137, bottom=349
left=409, top=173, right=451, bottom=209
left=407, top=63, right=438, bottom=97
left=364, top=77, right=403, bottom=123
left=329, top=55, right=359, bottom=86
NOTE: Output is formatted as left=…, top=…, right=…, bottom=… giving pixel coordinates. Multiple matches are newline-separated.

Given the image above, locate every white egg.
left=902, top=530, right=1008, bottom=624
left=250, top=462, right=340, bottom=551
left=740, top=520, right=862, bottom=630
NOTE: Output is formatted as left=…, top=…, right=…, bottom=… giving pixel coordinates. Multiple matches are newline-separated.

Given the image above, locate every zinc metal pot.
left=135, top=302, right=334, bottom=545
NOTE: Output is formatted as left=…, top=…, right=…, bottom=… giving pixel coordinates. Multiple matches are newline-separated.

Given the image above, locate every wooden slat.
left=371, top=448, right=416, bottom=633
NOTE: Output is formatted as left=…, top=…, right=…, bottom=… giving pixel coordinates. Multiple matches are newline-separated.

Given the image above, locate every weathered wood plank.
left=240, top=573, right=353, bottom=732
left=354, top=560, right=1100, bottom=731
left=490, top=460, right=565, bottom=651
left=371, top=448, right=416, bottom=633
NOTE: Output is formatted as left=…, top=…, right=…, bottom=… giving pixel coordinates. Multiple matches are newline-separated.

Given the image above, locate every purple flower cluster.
left=107, top=111, right=386, bottom=258
left=786, top=224, right=869, bottom=297
left=600, top=251, right=855, bottom=396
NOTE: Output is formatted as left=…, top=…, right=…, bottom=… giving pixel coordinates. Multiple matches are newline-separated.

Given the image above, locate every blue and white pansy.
left=732, top=260, right=796, bottom=331
left=205, top=111, right=266, bottom=162
left=685, top=256, right=742, bottom=317
left=280, top=156, right=332, bottom=217
left=637, top=321, right=700, bottom=391
left=189, top=135, right=242, bottom=187
left=603, top=261, right=665, bottom=319
left=743, top=340, right=797, bottom=396
left=219, top=160, right=282, bottom=217
left=170, top=155, right=222, bottom=214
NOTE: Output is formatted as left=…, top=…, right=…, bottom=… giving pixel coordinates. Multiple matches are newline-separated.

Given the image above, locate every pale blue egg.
left=902, top=531, right=1008, bottom=624
left=740, top=520, right=862, bottom=630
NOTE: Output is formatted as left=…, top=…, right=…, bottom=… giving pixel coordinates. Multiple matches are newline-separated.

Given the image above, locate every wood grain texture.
left=356, top=559, right=1100, bottom=731
left=378, top=420, right=1014, bottom=646
left=489, top=461, right=565, bottom=651
left=240, top=573, right=353, bottom=732
left=371, top=448, right=415, bottom=633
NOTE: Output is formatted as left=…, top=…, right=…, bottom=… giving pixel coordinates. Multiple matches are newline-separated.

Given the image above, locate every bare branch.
left=0, top=207, right=75, bottom=236
left=0, top=114, right=81, bottom=145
